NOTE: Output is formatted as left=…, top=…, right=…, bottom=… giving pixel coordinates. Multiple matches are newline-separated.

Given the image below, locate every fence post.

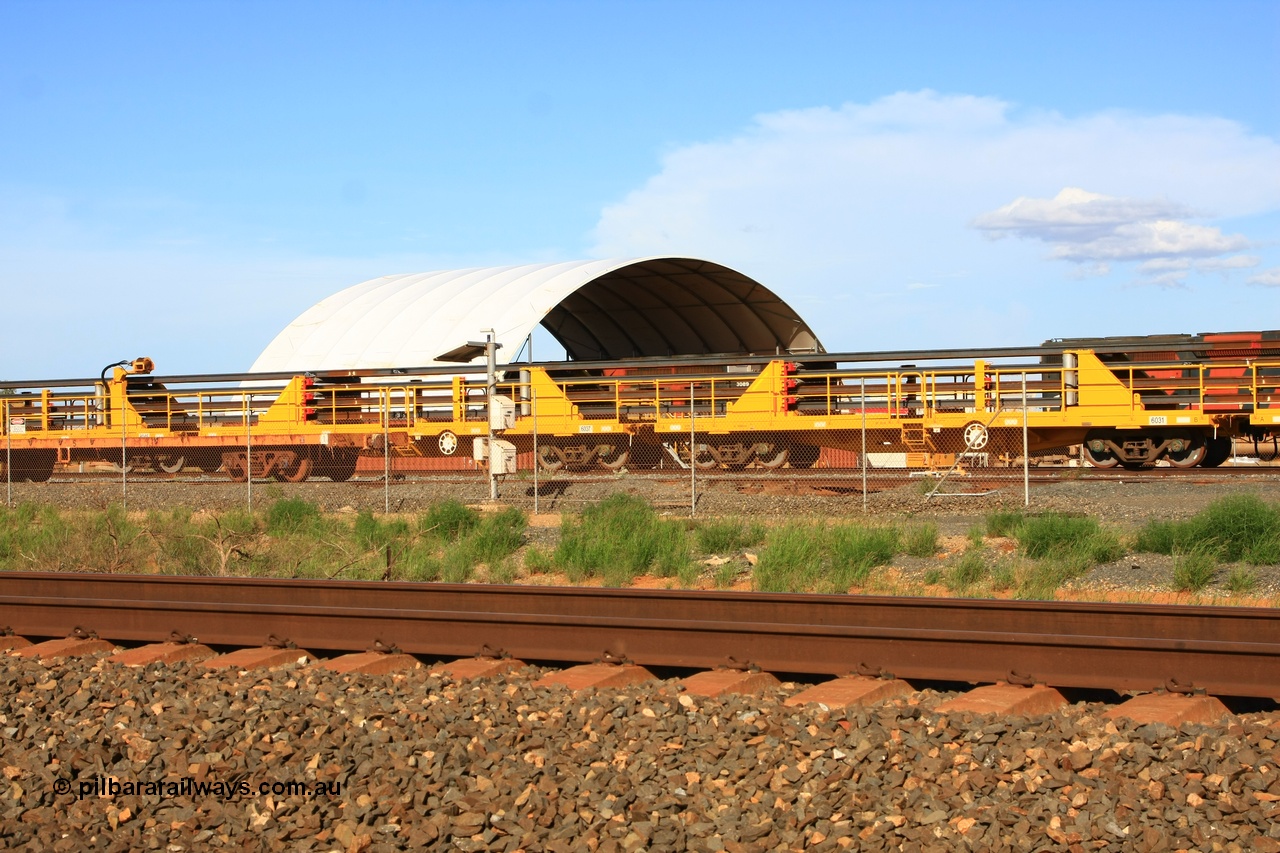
left=689, top=400, right=696, bottom=518
left=384, top=387, right=390, bottom=514
left=532, top=383, right=539, bottom=516
left=120, top=386, right=127, bottom=511
left=5, top=403, right=10, bottom=508
left=1022, top=372, right=1030, bottom=507
left=246, top=394, right=253, bottom=514
left=861, top=377, right=867, bottom=514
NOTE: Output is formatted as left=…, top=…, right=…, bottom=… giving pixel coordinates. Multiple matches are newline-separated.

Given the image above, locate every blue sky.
left=2, top=0, right=1278, bottom=379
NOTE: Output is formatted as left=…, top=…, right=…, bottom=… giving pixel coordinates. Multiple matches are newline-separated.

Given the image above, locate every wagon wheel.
left=756, top=445, right=790, bottom=469
left=1201, top=437, right=1233, bottom=468
left=789, top=445, right=821, bottom=469
left=275, top=453, right=313, bottom=483
left=221, top=453, right=248, bottom=482
left=1082, top=445, right=1119, bottom=469
left=15, top=450, right=56, bottom=482
left=159, top=455, right=185, bottom=474
left=437, top=430, right=459, bottom=456
left=325, top=449, right=358, bottom=482
left=628, top=444, right=662, bottom=470
left=537, top=445, right=566, bottom=473
left=691, top=443, right=718, bottom=470
left=596, top=444, right=629, bottom=470
left=1165, top=439, right=1206, bottom=469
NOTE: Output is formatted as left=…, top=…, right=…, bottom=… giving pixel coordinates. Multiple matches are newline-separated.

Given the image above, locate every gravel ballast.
left=11, top=472, right=1280, bottom=524
left=5, top=474, right=1280, bottom=849
left=2, top=653, right=1279, bottom=852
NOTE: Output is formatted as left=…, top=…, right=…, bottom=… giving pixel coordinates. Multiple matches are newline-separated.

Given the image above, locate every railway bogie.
left=5, top=330, right=1280, bottom=480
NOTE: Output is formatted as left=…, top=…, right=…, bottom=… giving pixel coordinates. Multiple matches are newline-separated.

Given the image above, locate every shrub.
left=149, top=508, right=208, bottom=575
left=1243, top=538, right=1280, bottom=566
left=81, top=504, right=147, bottom=573
left=0, top=504, right=73, bottom=570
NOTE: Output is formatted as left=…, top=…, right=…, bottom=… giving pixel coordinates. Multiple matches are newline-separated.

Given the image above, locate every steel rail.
left=32, top=464, right=1280, bottom=489
left=3, top=573, right=1277, bottom=697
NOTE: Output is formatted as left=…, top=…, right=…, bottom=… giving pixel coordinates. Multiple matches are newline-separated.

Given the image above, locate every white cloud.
left=972, top=187, right=1254, bottom=286
left=1140, top=255, right=1259, bottom=273
left=1050, top=220, right=1248, bottom=262
left=1250, top=268, right=1280, bottom=287
left=590, top=91, right=1280, bottom=347
left=973, top=187, right=1194, bottom=243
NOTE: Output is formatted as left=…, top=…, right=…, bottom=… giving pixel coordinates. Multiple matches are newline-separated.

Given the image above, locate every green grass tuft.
left=1136, top=494, right=1280, bottom=564
left=754, top=522, right=899, bottom=594
left=419, top=500, right=479, bottom=541
left=903, top=523, right=939, bottom=558
left=354, top=510, right=411, bottom=552
left=695, top=518, right=766, bottom=554
left=1171, top=547, right=1217, bottom=592
left=1226, top=566, right=1258, bottom=595
left=266, top=498, right=322, bottom=535
left=1015, top=513, right=1123, bottom=565
left=459, top=507, right=527, bottom=567
left=522, top=546, right=554, bottom=574
left=553, top=493, right=692, bottom=585
left=985, top=510, right=1024, bottom=538
left=945, top=550, right=987, bottom=593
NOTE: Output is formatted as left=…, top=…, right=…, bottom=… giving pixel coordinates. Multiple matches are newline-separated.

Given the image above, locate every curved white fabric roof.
left=250, top=256, right=823, bottom=372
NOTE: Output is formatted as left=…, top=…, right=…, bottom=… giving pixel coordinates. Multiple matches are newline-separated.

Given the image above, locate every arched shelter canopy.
left=250, top=257, right=823, bottom=372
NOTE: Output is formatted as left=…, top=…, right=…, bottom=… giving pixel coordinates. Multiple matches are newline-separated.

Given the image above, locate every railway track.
left=4, top=573, right=1278, bottom=699
left=6, top=573, right=1279, bottom=850
left=26, top=461, right=1280, bottom=499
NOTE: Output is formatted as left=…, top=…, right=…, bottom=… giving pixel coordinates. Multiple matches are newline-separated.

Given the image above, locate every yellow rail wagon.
left=4, top=332, right=1279, bottom=481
